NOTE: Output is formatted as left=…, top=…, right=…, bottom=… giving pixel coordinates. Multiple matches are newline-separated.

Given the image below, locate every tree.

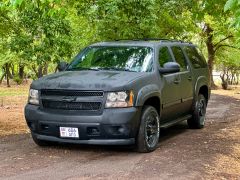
left=18, top=0, right=72, bottom=78
left=0, top=0, right=239, bottom=88
left=216, top=48, right=240, bottom=89
left=0, top=0, right=73, bottom=81
left=0, top=3, right=16, bottom=86
left=71, top=0, right=196, bottom=41
left=183, top=0, right=237, bottom=88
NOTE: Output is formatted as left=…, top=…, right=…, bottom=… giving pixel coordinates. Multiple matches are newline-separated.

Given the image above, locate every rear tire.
left=31, top=133, right=56, bottom=146
left=136, top=106, right=160, bottom=153
left=188, top=94, right=207, bottom=129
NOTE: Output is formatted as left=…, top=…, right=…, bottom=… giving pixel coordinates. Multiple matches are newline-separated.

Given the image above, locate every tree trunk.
left=11, top=64, right=15, bottom=77
left=5, top=63, right=11, bottom=87
left=207, top=54, right=215, bottom=88
left=43, top=63, right=48, bottom=75
left=220, top=69, right=228, bottom=90
left=204, top=24, right=217, bottom=89
left=31, top=65, right=38, bottom=79
left=19, top=64, right=24, bottom=79
left=38, top=65, right=43, bottom=78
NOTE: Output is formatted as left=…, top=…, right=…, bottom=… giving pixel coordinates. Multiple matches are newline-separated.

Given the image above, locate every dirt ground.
left=0, top=84, right=29, bottom=136
left=0, top=85, right=239, bottom=180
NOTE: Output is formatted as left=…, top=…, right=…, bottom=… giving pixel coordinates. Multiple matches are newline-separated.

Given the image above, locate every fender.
left=194, top=76, right=209, bottom=100
left=135, top=84, right=161, bottom=107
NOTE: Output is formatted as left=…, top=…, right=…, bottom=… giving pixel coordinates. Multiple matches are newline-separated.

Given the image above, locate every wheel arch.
left=194, top=76, right=210, bottom=103
left=142, top=96, right=161, bottom=116
left=135, top=84, right=161, bottom=115
left=198, top=85, right=209, bottom=103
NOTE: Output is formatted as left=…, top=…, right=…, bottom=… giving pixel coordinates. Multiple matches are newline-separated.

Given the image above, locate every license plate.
left=60, top=127, right=79, bottom=138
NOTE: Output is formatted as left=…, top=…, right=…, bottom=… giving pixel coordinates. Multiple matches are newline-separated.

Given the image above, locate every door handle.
left=188, top=76, right=192, bottom=81
left=174, top=79, right=180, bottom=84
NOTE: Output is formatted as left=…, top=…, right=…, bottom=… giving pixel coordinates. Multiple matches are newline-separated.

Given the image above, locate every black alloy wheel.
left=188, top=94, right=207, bottom=129
left=137, top=106, right=160, bottom=153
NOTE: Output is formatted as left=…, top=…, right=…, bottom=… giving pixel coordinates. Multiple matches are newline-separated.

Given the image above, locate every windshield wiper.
left=67, top=67, right=100, bottom=71
left=67, top=67, right=136, bottom=72
left=97, top=67, right=135, bottom=72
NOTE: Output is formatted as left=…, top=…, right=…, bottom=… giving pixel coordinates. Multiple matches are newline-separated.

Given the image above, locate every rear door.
left=170, top=46, right=194, bottom=115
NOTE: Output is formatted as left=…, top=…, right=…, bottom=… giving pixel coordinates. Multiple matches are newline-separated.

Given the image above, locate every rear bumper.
left=25, top=104, right=141, bottom=145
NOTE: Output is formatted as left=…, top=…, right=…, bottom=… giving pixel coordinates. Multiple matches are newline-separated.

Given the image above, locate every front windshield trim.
left=66, top=46, right=154, bottom=73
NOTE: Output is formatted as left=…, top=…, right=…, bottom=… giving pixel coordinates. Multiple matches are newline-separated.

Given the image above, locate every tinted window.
left=184, top=46, right=207, bottom=68
left=159, top=47, right=172, bottom=67
left=171, top=46, right=188, bottom=71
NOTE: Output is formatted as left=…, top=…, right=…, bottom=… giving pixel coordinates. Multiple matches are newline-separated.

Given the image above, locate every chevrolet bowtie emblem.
left=62, top=96, right=77, bottom=102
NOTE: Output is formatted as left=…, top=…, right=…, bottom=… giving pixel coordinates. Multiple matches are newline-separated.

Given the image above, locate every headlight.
left=28, top=89, right=39, bottom=105
left=105, top=91, right=134, bottom=108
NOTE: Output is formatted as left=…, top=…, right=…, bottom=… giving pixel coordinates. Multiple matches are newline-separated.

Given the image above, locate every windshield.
left=67, top=46, right=154, bottom=72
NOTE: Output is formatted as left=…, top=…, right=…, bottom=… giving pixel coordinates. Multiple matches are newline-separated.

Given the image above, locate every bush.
left=13, top=76, right=23, bottom=85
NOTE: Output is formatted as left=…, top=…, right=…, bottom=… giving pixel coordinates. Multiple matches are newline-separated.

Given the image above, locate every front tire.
left=188, top=94, right=207, bottom=129
left=136, top=106, right=160, bottom=153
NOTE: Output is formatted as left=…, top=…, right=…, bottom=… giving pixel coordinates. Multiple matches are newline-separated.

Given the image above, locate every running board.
left=160, top=114, right=192, bottom=128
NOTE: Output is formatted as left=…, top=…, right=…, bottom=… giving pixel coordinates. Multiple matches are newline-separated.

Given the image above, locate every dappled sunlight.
left=205, top=130, right=240, bottom=178
left=203, top=86, right=240, bottom=178
left=0, top=82, right=30, bottom=97
left=211, top=85, right=240, bottom=99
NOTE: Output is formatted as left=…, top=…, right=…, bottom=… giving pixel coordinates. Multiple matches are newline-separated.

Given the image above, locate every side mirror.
left=57, top=61, right=68, bottom=72
left=159, top=62, right=180, bottom=74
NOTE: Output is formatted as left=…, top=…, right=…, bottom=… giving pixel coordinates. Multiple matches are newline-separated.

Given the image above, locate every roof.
left=90, top=38, right=194, bottom=47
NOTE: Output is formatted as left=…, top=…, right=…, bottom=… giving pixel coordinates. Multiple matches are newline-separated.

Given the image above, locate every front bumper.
left=32, top=133, right=135, bottom=145
left=25, top=104, right=141, bottom=145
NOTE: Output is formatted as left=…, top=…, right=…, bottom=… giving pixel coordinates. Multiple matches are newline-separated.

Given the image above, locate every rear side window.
left=184, top=46, right=207, bottom=68
left=171, top=46, right=188, bottom=71
left=159, top=47, right=172, bottom=67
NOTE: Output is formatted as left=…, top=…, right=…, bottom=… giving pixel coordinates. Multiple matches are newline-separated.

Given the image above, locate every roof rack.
left=115, top=38, right=192, bottom=44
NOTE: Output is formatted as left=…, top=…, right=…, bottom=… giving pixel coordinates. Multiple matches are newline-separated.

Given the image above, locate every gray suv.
left=25, top=39, right=210, bottom=153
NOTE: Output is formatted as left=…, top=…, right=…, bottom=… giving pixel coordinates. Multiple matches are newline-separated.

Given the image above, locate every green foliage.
left=11, top=0, right=72, bottom=63
left=0, top=0, right=239, bottom=86
left=72, top=0, right=195, bottom=40
left=225, top=0, right=240, bottom=28
left=216, top=47, right=240, bottom=68
left=0, top=0, right=74, bottom=80
left=224, top=0, right=238, bottom=12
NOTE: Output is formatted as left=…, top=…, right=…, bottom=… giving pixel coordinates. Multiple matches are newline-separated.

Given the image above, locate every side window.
left=171, top=46, right=188, bottom=71
left=183, top=46, right=207, bottom=68
left=159, top=47, right=172, bottom=67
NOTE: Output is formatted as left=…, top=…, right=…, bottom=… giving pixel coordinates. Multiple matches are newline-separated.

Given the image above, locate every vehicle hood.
left=31, top=70, right=146, bottom=91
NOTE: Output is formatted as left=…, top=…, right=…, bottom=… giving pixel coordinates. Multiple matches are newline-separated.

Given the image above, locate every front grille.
left=42, top=100, right=102, bottom=111
left=41, top=90, right=104, bottom=97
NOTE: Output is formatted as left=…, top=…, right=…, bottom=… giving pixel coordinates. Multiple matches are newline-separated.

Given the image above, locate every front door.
left=158, top=46, right=183, bottom=122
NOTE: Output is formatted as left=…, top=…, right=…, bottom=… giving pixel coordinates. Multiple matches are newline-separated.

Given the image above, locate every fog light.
left=87, top=127, right=100, bottom=136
